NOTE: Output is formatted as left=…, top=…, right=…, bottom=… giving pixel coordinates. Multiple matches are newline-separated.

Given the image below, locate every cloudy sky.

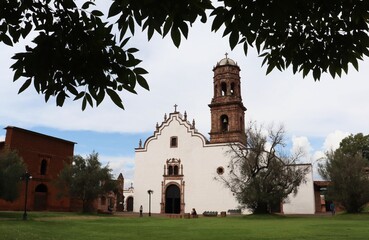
left=1, top=5, right=368, bottom=186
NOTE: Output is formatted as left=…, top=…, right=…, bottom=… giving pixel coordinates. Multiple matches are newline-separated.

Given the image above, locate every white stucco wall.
left=133, top=113, right=316, bottom=215
left=133, top=114, right=240, bottom=214
left=282, top=165, right=315, bottom=214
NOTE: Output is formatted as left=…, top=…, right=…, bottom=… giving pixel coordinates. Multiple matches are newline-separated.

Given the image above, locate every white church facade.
left=132, top=57, right=315, bottom=215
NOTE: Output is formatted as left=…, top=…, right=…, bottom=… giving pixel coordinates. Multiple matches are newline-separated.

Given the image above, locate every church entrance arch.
left=126, top=196, right=134, bottom=212
left=165, top=184, right=181, bottom=214
left=34, top=184, right=48, bottom=211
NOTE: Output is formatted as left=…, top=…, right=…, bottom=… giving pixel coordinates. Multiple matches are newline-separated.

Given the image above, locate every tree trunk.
left=253, top=201, right=269, bottom=214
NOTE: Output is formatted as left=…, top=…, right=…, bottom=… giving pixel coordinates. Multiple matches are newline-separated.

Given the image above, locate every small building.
left=0, top=126, right=75, bottom=211
left=96, top=173, right=125, bottom=213
left=124, top=184, right=134, bottom=212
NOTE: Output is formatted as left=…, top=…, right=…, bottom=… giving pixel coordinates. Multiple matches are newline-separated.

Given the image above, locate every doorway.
left=126, top=196, right=134, bottom=212
left=34, top=184, right=48, bottom=211
left=165, top=184, right=180, bottom=214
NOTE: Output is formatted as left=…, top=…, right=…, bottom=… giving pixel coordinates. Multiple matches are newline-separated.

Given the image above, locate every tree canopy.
left=2, top=0, right=369, bottom=109
left=218, top=123, right=309, bottom=214
left=55, top=152, right=117, bottom=212
left=0, top=149, right=26, bottom=202
left=319, top=133, right=369, bottom=213
left=338, top=133, right=369, bottom=160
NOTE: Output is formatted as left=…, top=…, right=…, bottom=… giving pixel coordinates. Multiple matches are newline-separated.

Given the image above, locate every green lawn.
left=1, top=212, right=369, bottom=240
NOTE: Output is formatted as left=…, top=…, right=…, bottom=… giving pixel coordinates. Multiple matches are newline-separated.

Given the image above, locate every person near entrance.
left=191, top=208, right=198, bottom=218
left=330, top=202, right=335, bottom=216
left=140, top=205, right=143, bottom=217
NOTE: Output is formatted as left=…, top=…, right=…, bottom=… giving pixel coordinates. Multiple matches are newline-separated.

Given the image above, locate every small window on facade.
left=40, top=159, right=47, bottom=175
left=168, top=166, right=174, bottom=175
left=170, top=137, right=178, bottom=148
left=174, top=165, right=179, bottom=175
left=217, top=167, right=224, bottom=175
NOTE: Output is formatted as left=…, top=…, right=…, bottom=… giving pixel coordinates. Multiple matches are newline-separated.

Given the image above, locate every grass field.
left=1, top=211, right=369, bottom=240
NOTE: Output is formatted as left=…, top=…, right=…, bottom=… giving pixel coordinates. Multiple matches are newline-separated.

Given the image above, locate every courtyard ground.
left=1, top=211, right=368, bottom=240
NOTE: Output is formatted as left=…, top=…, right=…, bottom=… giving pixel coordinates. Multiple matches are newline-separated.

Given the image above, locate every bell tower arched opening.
left=221, top=115, right=229, bottom=132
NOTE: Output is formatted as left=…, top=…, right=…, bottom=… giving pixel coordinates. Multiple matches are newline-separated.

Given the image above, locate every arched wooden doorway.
left=126, top=196, right=134, bottom=212
left=165, top=184, right=180, bottom=214
left=34, top=184, right=48, bottom=211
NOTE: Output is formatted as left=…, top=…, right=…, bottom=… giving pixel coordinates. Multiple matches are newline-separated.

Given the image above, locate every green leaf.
left=211, top=14, right=225, bottom=32
left=128, top=16, right=135, bottom=35
left=179, top=22, right=189, bottom=39
left=74, top=92, right=85, bottom=101
left=91, top=10, right=104, bottom=17
left=351, top=57, right=359, bottom=71
left=303, top=67, right=310, bottom=78
left=1, top=34, right=13, bottom=46
left=106, top=89, right=124, bottom=109
left=127, top=48, right=139, bottom=53
left=266, top=63, right=275, bottom=75
left=96, top=88, right=105, bottom=106
left=18, top=79, right=31, bottom=94
left=147, top=26, right=154, bottom=41
left=136, top=75, right=150, bottom=91
left=171, top=27, right=181, bottom=48
left=85, top=93, right=93, bottom=107
left=108, top=1, right=120, bottom=17
left=66, top=84, right=79, bottom=96
left=329, top=65, right=336, bottom=78
left=82, top=97, right=87, bottom=111
left=120, top=37, right=130, bottom=48
left=56, top=92, right=66, bottom=107
left=82, top=1, right=95, bottom=10
left=22, top=22, right=33, bottom=38
left=163, top=19, right=172, bottom=37
left=13, top=68, right=23, bottom=82
left=133, top=67, right=148, bottom=75
left=312, top=68, right=321, bottom=81
left=229, top=31, right=239, bottom=50
left=243, top=41, right=248, bottom=56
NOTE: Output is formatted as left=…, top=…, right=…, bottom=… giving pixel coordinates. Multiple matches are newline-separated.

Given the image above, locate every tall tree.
left=0, top=149, right=26, bottom=202
left=2, top=0, right=369, bottom=109
left=56, top=152, right=117, bottom=212
left=319, top=133, right=369, bottom=213
left=339, top=133, right=369, bottom=160
left=218, top=123, right=309, bottom=214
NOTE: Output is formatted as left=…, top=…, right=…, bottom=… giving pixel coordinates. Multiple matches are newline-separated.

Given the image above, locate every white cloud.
left=0, top=135, right=5, bottom=141
left=291, top=136, right=312, bottom=161
left=100, top=155, right=135, bottom=189
left=2, top=20, right=369, bottom=137
left=311, top=150, right=326, bottom=180
left=322, top=130, right=350, bottom=151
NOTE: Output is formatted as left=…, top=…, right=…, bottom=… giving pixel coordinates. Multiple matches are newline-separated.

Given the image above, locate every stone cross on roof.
left=174, top=104, right=178, bottom=113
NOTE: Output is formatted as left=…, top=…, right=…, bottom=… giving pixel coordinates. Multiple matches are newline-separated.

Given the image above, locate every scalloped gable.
left=136, top=112, right=209, bottom=152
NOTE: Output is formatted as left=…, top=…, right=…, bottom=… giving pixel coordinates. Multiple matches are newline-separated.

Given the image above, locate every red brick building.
left=0, top=126, right=75, bottom=211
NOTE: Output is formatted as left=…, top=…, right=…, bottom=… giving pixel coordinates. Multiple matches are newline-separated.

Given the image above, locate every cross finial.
left=225, top=52, right=228, bottom=59
left=174, top=104, right=178, bottom=113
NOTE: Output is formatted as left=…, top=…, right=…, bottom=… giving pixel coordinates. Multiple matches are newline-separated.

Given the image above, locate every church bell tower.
left=209, top=55, right=247, bottom=145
